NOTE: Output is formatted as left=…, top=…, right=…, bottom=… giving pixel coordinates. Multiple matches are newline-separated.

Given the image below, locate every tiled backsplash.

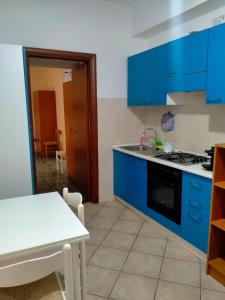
left=98, top=99, right=144, bottom=202
left=98, top=93, right=225, bottom=201
left=143, top=92, right=225, bottom=153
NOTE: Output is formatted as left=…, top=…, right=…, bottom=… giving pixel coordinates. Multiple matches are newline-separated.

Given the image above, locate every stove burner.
left=155, top=151, right=208, bottom=165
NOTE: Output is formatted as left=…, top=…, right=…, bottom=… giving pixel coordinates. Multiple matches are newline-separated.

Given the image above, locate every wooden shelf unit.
left=214, top=181, right=225, bottom=189
left=212, top=219, right=225, bottom=231
left=207, top=144, right=225, bottom=286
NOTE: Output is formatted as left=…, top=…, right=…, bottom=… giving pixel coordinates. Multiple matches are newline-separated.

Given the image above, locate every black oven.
left=147, top=162, right=182, bottom=224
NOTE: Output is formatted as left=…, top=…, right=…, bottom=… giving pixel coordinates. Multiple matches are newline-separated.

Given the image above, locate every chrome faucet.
left=141, top=127, right=157, bottom=148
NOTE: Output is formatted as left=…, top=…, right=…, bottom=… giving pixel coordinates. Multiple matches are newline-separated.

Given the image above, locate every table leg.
left=72, top=244, right=81, bottom=300
left=80, top=241, right=87, bottom=300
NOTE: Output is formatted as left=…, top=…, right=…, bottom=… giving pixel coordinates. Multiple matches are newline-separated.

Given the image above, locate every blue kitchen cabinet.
left=181, top=172, right=212, bottom=252
left=113, top=150, right=147, bottom=211
left=206, top=23, right=225, bottom=104
left=128, top=44, right=167, bottom=106
left=166, top=29, right=208, bottom=93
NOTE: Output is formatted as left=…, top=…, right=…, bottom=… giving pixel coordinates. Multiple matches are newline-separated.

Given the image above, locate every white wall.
left=0, top=0, right=147, bottom=99
left=0, top=0, right=148, bottom=201
left=0, top=44, right=32, bottom=199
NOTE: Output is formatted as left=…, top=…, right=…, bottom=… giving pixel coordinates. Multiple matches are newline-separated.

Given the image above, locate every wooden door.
left=63, top=63, right=89, bottom=199
left=33, top=92, right=41, bottom=153
left=32, top=91, right=57, bottom=155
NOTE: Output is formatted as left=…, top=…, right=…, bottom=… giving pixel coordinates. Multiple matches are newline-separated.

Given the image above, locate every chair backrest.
left=63, top=188, right=84, bottom=224
left=0, top=244, right=74, bottom=300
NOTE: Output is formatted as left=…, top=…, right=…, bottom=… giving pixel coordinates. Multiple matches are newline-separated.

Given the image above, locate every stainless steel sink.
left=120, top=145, right=161, bottom=156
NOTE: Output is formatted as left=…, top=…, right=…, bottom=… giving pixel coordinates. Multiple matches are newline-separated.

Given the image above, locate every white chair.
left=56, top=150, right=66, bottom=174
left=55, top=129, right=66, bottom=174
left=63, top=188, right=86, bottom=300
left=0, top=244, right=74, bottom=300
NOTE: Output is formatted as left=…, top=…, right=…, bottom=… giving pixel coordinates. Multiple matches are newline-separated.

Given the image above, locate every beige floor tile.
left=201, top=288, right=225, bottom=300
left=87, top=228, right=109, bottom=245
left=87, top=265, right=119, bottom=298
left=87, top=294, right=106, bottom=300
left=86, top=244, right=98, bottom=262
left=85, top=213, right=94, bottom=224
left=123, top=251, right=163, bottom=278
left=119, top=209, right=143, bottom=223
left=132, top=235, right=167, bottom=256
left=139, top=222, right=168, bottom=240
left=88, top=216, right=117, bottom=230
left=112, top=219, right=143, bottom=234
left=165, top=239, right=199, bottom=262
left=155, top=280, right=200, bottom=300
left=104, top=200, right=125, bottom=209
left=110, top=272, right=157, bottom=300
left=84, top=203, right=104, bottom=215
left=98, top=206, right=123, bottom=219
left=102, top=231, right=136, bottom=250
left=201, top=263, right=225, bottom=292
left=160, top=258, right=200, bottom=287
left=89, top=246, right=129, bottom=270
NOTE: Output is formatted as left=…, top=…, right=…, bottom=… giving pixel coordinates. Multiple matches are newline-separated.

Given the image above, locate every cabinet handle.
left=207, top=98, right=223, bottom=103
left=145, top=100, right=152, bottom=104
left=189, top=182, right=203, bottom=192
left=188, top=213, right=202, bottom=223
left=188, top=200, right=202, bottom=210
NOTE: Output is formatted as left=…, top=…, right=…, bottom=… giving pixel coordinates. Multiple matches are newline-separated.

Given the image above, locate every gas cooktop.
left=154, top=151, right=209, bottom=165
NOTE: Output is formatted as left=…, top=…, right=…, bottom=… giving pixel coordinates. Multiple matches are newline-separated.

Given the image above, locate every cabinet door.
left=113, top=151, right=129, bottom=202
left=167, top=30, right=208, bottom=76
left=127, top=155, right=147, bottom=212
left=181, top=172, right=212, bottom=252
left=128, top=45, right=167, bottom=106
left=113, top=151, right=147, bottom=212
left=206, top=23, right=225, bottom=104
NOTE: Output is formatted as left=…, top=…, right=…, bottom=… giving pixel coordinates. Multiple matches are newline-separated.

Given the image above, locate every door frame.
left=24, top=47, right=99, bottom=203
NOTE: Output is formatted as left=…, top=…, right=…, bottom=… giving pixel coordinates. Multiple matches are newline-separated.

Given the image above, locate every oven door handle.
left=148, top=175, right=176, bottom=187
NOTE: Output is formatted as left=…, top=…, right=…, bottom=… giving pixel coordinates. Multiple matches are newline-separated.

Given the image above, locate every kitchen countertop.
left=112, top=144, right=213, bottom=180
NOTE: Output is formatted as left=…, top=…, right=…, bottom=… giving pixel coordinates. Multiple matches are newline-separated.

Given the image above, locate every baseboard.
left=115, top=196, right=207, bottom=262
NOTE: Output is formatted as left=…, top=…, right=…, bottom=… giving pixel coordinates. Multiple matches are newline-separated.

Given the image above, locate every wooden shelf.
left=212, top=219, right=225, bottom=232
left=207, top=144, right=225, bottom=286
left=214, top=181, right=225, bottom=189
left=208, top=257, right=225, bottom=286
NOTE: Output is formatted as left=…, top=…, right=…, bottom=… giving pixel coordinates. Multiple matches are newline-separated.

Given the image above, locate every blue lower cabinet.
left=181, top=172, right=212, bottom=252
left=113, top=150, right=147, bottom=212
left=114, top=151, right=212, bottom=252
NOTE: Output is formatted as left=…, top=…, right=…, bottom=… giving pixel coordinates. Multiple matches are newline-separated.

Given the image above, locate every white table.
left=0, top=192, right=90, bottom=300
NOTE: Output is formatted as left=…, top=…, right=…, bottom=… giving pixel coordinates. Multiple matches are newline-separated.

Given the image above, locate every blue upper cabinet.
left=206, top=23, right=225, bottom=104
left=128, top=44, right=167, bottom=106
left=166, top=30, right=209, bottom=93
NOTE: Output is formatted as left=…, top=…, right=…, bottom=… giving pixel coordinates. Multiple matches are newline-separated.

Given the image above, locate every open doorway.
left=25, top=48, right=98, bottom=203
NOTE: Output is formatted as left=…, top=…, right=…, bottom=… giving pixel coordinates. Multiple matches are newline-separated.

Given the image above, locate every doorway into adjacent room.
left=25, top=48, right=98, bottom=203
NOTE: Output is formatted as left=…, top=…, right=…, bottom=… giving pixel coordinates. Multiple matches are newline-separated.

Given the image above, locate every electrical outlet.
left=213, top=15, right=225, bottom=26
